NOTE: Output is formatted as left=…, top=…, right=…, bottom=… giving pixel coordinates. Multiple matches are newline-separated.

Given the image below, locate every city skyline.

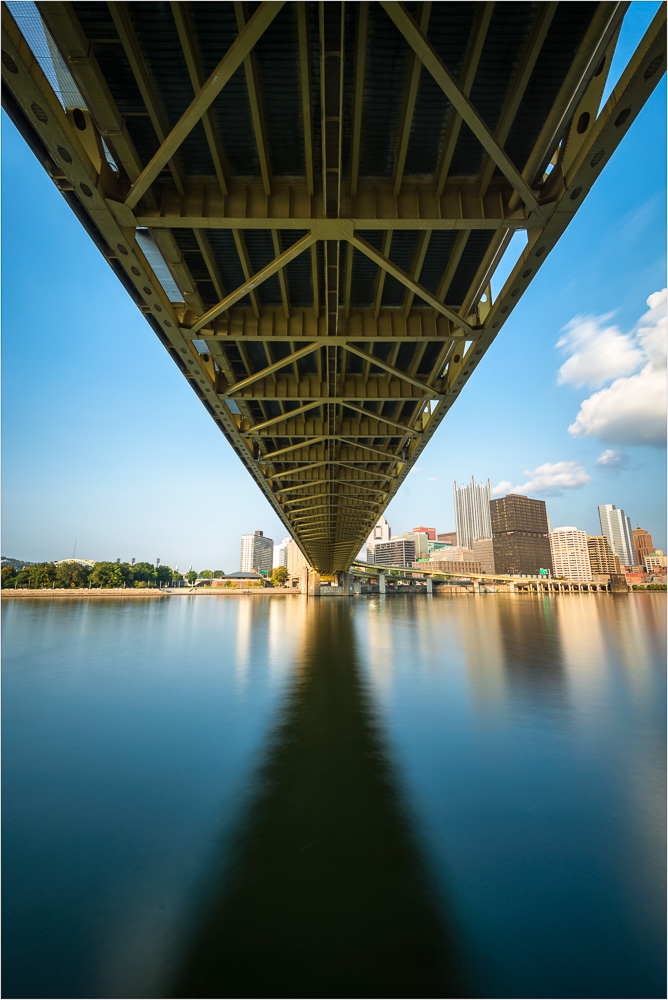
left=2, top=4, right=666, bottom=571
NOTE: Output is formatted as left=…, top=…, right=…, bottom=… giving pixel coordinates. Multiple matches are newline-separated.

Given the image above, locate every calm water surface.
left=2, top=593, right=665, bottom=998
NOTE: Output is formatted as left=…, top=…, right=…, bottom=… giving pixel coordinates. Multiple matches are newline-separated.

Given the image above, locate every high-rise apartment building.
left=453, top=476, right=492, bottom=548
left=490, top=494, right=553, bottom=576
left=240, top=530, right=274, bottom=574
left=598, top=504, right=634, bottom=567
left=587, top=535, right=617, bottom=576
left=437, top=531, right=457, bottom=546
left=632, top=527, right=654, bottom=567
left=549, top=527, right=592, bottom=581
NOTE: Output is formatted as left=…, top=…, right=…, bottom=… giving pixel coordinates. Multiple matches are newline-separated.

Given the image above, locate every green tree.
left=187, top=570, right=197, bottom=584
left=156, top=565, right=172, bottom=585
left=90, top=562, right=124, bottom=588
left=29, top=562, right=57, bottom=589
left=200, top=569, right=213, bottom=579
left=1, top=566, right=17, bottom=587
left=212, top=569, right=225, bottom=578
left=12, top=569, right=31, bottom=589
left=131, top=561, right=157, bottom=584
left=271, top=565, right=289, bottom=586
left=55, top=562, right=91, bottom=588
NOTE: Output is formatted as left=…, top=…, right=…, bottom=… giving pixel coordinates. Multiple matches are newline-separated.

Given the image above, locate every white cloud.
left=557, top=313, right=643, bottom=387
left=491, top=480, right=512, bottom=497
left=596, top=449, right=625, bottom=468
left=493, top=462, right=591, bottom=498
left=427, top=476, right=438, bottom=482
left=566, top=289, right=666, bottom=448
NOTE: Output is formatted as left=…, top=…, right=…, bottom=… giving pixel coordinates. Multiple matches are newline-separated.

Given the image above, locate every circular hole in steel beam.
left=492, top=322, right=500, bottom=329
left=154, top=305, right=162, bottom=313
left=501, top=306, right=509, bottom=314
left=644, top=55, right=663, bottom=79
left=594, top=55, right=606, bottom=77
left=57, top=146, right=72, bottom=163
left=577, top=111, right=590, bottom=133
left=80, top=182, right=93, bottom=197
left=590, top=149, right=605, bottom=168
left=72, top=108, right=86, bottom=131
left=522, top=268, right=532, bottom=279
left=31, top=102, right=47, bottom=124
left=453, top=354, right=460, bottom=363
left=535, top=246, right=546, bottom=257
left=130, top=266, right=140, bottom=276
left=511, top=288, right=519, bottom=297
left=2, top=51, right=19, bottom=74
left=475, top=350, right=482, bottom=355
left=570, top=186, right=583, bottom=200
left=614, top=107, right=631, bottom=128
left=117, top=244, right=128, bottom=255
left=143, top=286, right=152, bottom=295
left=164, top=321, right=172, bottom=328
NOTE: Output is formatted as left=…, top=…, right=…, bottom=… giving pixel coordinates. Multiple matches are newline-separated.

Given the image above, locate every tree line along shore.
left=1, top=560, right=292, bottom=591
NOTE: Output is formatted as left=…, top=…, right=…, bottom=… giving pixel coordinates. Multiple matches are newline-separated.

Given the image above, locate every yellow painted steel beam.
left=343, top=343, right=443, bottom=397
left=125, top=1, right=285, bottom=208
left=380, top=1, right=539, bottom=212
left=347, top=234, right=476, bottom=334
left=221, top=342, right=321, bottom=396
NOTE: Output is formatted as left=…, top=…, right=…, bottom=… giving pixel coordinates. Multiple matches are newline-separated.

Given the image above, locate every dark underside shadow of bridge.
left=167, top=601, right=468, bottom=999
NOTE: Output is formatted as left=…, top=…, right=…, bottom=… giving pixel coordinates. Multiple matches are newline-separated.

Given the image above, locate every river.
left=2, top=593, right=665, bottom=998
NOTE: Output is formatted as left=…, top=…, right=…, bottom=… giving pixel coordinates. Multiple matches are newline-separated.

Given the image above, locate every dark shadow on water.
left=168, top=600, right=468, bottom=998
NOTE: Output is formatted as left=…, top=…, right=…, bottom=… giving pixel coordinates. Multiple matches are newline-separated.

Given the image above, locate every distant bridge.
left=2, top=3, right=665, bottom=572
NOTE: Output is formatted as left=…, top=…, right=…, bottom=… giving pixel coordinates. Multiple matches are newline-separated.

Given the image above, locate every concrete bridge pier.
left=353, top=576, right=362, bottom=596
left=307, top=571, right=321, bottom=597
left=426, top=577, right=433, bottom=595
left=378, top=570, right=386, bottom=595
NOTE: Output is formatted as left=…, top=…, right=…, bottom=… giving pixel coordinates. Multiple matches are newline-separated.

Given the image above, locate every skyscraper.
left=598, top=505, right=634, bottom=567
left=240, top=530, right=274, bottom=574
left=632, top=527, right=654, bottom=567
left=453, top=476, right=492, bottom=548
left=549, top=527, right=592, bottom=581
left=490, top=494, right=553, bottom=576
left=587, top=535, right=617, bottom=576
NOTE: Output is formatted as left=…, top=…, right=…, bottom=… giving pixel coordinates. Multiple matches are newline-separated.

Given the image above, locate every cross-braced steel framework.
left=2, top=2, right=665, bottom=572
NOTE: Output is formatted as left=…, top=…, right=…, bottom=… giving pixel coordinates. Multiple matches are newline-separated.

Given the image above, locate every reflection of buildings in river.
left=234, top=597, right=308, bottom=694
left=493, top=594, right=568, bottom=702
left=455, top=597, right=508, bottom=711
left=352, top=597, right=396, bottom=702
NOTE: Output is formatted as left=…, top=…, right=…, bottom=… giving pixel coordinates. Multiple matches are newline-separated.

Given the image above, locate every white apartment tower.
left=453, top=476, right=492, bottom=549
left=240, top=530, right=274, bottom=574
left=549, top=527, right=592, bottom=581
left=598, top=504, right=635, bottom=567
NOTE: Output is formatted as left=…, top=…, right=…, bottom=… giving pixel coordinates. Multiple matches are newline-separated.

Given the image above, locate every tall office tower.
left=549, top=527, right=592, bottom=581
left=373, top=538, right=416, bottom=568
left=490, top=494, right=553, bottom=576
left=413, top=526, right=436, bottom=540
left=587, top=535, right=617, bottom=576
left=365, top=515, right=391, bottom=561
left=286, top=539, right=309, bottom=577
left=453, top=476, right=492, bottom=548
left=274, top=536, right=291, bottom=569
left=632, top=527, right=654, bottom=567
left=240, top=530, right=274, bottom=574
left=598, top=504, right=635, bottom=567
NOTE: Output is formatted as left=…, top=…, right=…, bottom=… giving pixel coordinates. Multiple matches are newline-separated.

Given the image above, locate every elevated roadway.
left=2, top=3, right=665, bottom=572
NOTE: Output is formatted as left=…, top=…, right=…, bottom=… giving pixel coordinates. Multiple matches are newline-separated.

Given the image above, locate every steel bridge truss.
left=2, top=2, right=665, bottom=571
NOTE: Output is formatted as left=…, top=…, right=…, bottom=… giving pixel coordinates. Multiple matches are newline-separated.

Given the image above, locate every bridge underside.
left=2, top=2, right=665, bottom=571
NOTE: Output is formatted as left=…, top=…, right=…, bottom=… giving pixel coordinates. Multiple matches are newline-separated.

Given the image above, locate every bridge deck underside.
left=2, top=1, right=665, bottom=572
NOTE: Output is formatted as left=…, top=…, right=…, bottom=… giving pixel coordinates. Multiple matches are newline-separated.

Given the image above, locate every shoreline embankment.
left=1, top=588, right=302, bottom=599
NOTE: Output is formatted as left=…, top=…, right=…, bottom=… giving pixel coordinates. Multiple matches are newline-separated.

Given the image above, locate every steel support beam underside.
left=2, top=1, right=665, bottom=571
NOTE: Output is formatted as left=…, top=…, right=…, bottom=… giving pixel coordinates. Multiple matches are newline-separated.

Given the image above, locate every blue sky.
left=2, top=3, right=666, bottom=571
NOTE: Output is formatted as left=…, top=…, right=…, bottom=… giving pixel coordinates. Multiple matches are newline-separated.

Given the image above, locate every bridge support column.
left=509, top=580, right=515, bottom=594
left=301, top=565, right=309, bottom=595
left=378, top=570, right=386, bottom=595
left=340, top=572, right=354, bottom=595
left=307, top=571, right=321, bottom=597
left=353, top=575, right=362, bottom=596
left=472, top=579, right=481, bottom=594
left=426, top=576, right=433, bottom=595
